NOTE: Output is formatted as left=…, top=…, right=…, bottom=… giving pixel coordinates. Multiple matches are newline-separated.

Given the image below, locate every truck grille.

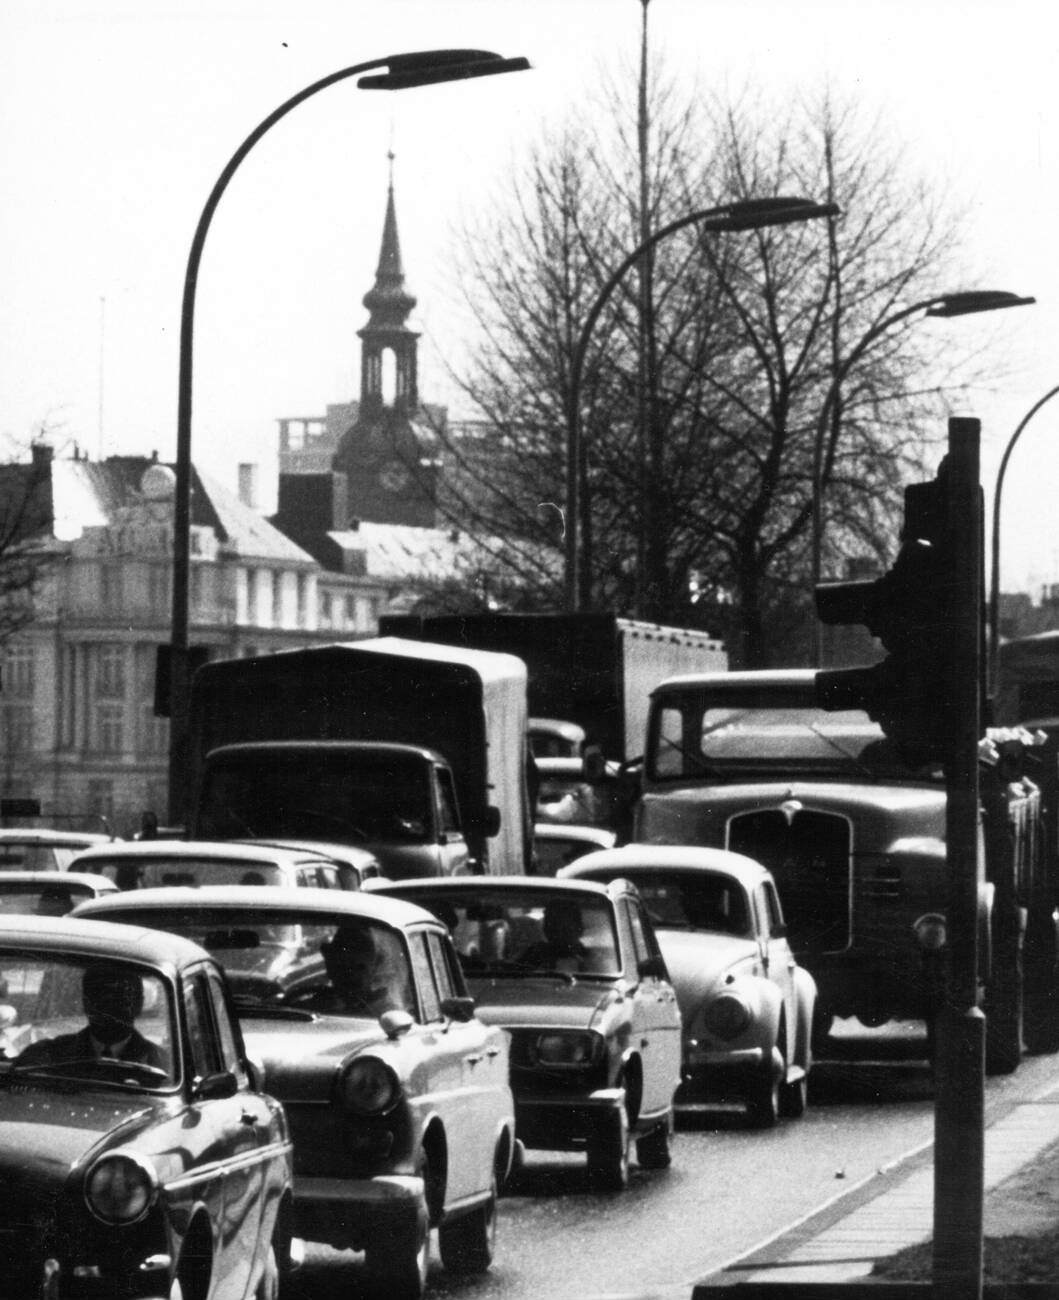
left=728, top=808, right=851, bottom=953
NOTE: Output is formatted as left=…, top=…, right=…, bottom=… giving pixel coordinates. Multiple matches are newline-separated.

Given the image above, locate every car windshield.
left=390, top=888, right=621, bottom=978
left=0, top=951, right=176, bottom=1091
left=198, top=753, right=434, bottom=844
left=0, top=843, right=88, bottom=872
left=649, top=691, right=944, bottom=782
left=602, top=870, right=751, bottom=936
left=84, top=907, right=417, bottom=1021
left=87, top=856, right=287, bottom=890
left=0, top=881, right=96, bottom=916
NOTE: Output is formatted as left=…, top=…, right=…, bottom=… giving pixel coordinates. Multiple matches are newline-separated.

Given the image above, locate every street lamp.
left=811, top=289, right=1035, bottom=665
left=988, top=382, right=1059, bottom=700
left=564, top=196, right=840, bottom=614
left=167, top=49, right=529, bottom=825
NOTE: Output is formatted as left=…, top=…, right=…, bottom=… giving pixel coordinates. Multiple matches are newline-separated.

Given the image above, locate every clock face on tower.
left=378, top=460, right=411, bottom=493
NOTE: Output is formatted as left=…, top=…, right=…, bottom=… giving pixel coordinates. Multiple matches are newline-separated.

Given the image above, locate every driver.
left=19, top=963, right=168, bottom=1071
left=315, top=926, right=405, bottom=1018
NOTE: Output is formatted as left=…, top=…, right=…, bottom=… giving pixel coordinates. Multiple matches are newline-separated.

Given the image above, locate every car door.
left=758, top=879, right=799, bottom=1023
left=182, top=966, right=262, bottom=1300
left=623, top=898, right=681, bottom=1117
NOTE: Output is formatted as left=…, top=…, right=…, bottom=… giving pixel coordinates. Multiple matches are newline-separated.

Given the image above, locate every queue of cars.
left=0, top=805, right=815, bottom=1297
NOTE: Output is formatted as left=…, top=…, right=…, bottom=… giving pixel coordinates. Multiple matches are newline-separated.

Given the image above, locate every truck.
left=184, top=637, right=532, bottom=877
left=379, top=613, right=727, bottom=762
left=634, top=667, right=1059, bottom=1073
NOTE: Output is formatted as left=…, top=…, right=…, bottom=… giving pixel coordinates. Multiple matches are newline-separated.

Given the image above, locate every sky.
left=2, top=0, right=1058, bottom=594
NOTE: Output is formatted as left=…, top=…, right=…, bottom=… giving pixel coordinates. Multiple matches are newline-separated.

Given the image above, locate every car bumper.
left=37, top=1252, right=173, bottom=1300
left=293, top=1174, right=425, bottom=1250
left=514, top=1086, right=626, bottom=1150
left=677, top=1043, right=769, bottom=1104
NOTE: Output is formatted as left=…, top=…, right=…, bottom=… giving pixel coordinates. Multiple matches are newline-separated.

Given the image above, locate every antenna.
left=97, top=296, right=106, bottom=461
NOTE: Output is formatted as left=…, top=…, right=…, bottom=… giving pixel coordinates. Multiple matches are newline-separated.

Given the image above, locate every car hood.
left=656, top=929, right=759, bottom=1019
left=465, top=976, right=622, bottom=1030
left=0, top=1086, right=158, bottom=1207
left=242, top=1015, right=386, bottom=1100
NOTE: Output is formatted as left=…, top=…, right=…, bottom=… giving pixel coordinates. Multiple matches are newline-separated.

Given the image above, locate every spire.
left=362, top=151, right=417, bottom=330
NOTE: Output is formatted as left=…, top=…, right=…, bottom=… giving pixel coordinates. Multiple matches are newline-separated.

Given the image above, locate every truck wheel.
left=587, top=1107, right=629, bottom=1191
left=438, top=1173, right=496, bottom=1274
left=634, top=1112, right=673, bottom=1169
left=985, top=914, right=1023, bottom=1076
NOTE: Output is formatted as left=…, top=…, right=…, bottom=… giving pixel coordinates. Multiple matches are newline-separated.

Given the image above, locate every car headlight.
left=338, top=1056, right=401, bottom=1115
left=535, top=1031, right=601, bottom=1067
left=914, top=913, right=947, bottom=951
left=702, top=993, right=752, bottom=1041
left=84, top=1152, right=157, bottom=1225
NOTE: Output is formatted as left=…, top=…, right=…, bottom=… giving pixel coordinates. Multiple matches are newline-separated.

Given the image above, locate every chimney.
left=238, top=463, right=258, bottom=510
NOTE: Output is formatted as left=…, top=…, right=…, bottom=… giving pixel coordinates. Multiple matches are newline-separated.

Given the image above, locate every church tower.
left=333, top=156, right=438, bottom=527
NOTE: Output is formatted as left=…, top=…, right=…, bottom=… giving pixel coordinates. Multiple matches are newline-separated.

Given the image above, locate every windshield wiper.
left=806, top=724, right=877, bottom=779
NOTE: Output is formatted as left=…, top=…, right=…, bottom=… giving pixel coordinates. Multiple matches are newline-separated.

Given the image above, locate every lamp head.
left=706, top=197, right=841, bottom=232
left=358, top=49, right=531, bottom=90
left=926, top=290, right=1036, bottom=318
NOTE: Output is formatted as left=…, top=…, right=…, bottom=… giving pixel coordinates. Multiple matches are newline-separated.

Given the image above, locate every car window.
left=426, top=929, right=464, bottom=1000
left=761, top=882, right=786, bottom=937
left=624, top=899, right=653, bottom=970
left=614, top=871, right=750, bottom=936
left=184, top=970, right=224, bottom=1081
left=409, top=932, right=443, bottom=1023
left=436, top=768, right=461, bottom=836
left=90, top=857, right=284, bottom=889
left=205, top=966, right=247, bottom=1088
left=0, top=881, right=91, bottom=916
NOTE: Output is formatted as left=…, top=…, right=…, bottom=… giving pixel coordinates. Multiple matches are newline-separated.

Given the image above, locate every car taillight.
left=84, top=1152, right=157, bottom=1225
left=337, top=1056, right=401, bottom=1116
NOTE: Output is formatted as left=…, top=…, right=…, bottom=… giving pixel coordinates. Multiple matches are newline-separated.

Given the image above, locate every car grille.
left=728, top=808, right=851, bottom=953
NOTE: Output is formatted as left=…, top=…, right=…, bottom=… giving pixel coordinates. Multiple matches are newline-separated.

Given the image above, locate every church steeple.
left=358, top=153, right=419, bottom=412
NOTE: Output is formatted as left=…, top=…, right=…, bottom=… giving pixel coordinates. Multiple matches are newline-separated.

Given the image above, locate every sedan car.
left=561, top=844, right=817, bottom=1127
left=73, top=886, right=516, bottom=1298
left=0, top=829, right=117, bottom=873
left=0, top=913, right=293, bottom=1300
left=369, top=876, right=681, bottom=1190
left=68, top=839, right=361, bottom=893
left=532, top=823, right=617, bottom=876
left=0, top=870, right=118, bottom=916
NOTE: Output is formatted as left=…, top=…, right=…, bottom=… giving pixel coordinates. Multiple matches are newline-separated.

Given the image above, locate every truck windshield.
left=649, top=693, right=943, bottom=782
left=197, top=752, right=434, bottom=844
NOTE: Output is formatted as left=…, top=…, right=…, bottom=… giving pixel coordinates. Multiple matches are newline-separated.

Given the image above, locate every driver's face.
left=84, top=977, right=140, bottom=1045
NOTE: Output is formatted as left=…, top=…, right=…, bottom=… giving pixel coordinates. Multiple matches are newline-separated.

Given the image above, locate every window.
left=101, top=563, right=124, bottom=611
left=94, top=704, right=124, bottom=754
left=436, top=768, right=461, bottom=835
left=1, top=704, right=33, bottom=754
left=148, top=563, right=170, bottom=614
left=3, top=645, right=34, bottom=697
left=96, top=646, right=126, bottom=700
left=409, top=932, right=442, bottom=1023
left=271, top=571, right=282, bottom=627
left=184, top=970, right=223, bottom=1082
left=427, top=930, right=463, bottom=1000
left=206, top=967, right=247, bottom=1087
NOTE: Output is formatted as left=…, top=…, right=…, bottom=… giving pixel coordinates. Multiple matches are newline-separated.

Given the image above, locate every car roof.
left=0, top=829, right=114, bottom=846
left=230, top=838, right=379, bottom=867
left=207, top=739, right=447, bottom=763
left=535, top=757, right=619, bottom=776
left=370, top=874, right=617, bottom=900
left=0, top=912, right=211, bottom=969
left=558, top=843, right=770, bottom=887
left=533, top=824, right=617, bottom=845
left=69, top=839, right=345, bottom=868
left=0, top=870, right=118, bottom=888
left=652, top=667, right=816, bottom=693
left=72, top=883, right=443, bottom=929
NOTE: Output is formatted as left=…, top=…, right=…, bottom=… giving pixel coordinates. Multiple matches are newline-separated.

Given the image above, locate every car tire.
left=439, top=1172, right=497, bottom=1274
left=634, top=1112, right=673, bottom=1169
left=586, top=1106, right=629, bottom=1191
left=778, top=1069, right=808, bottom=1119
left=745, top=1048, right=781, bottom=1129
left=363, top=1149, right=431, bottom=1299
left=253, top=1244, right=279, bottom=1300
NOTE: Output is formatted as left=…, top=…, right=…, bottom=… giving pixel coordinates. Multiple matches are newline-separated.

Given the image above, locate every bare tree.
left=0, top=440, right=60, bottom=643
left=431, top=77, right=975, bottom=665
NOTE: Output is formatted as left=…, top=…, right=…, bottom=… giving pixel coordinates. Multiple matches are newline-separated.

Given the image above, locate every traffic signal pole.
left=932, top=416, right=985, bottom=1298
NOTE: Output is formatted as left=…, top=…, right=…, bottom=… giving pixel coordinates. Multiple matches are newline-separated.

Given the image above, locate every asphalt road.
left=289, top=1028, right=1059, bottom=1300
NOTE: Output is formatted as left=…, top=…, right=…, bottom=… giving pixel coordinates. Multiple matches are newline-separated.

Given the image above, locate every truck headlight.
left=702, top=993, right=752, bottom=1041
left=338, top=1056, right=401, bottom=1115
left=84, top=1152, right=157, bottom=1225
left=535, top=1031, right=601, bottom=1067
left=913, top=913, right=947, bottom=951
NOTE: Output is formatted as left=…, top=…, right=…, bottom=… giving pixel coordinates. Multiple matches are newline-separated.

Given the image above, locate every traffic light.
left=814, top=459, right=959, bottom=767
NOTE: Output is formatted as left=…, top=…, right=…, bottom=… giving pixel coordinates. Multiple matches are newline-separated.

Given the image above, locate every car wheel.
left=778, top=1069, right=808, bottom=1119
left=253, top=1244, right=279, bottom=1300
left=439, top=1171, right=497, bottom=1274
left=634, top=1112, right=673, bottom=1169
left=363, top=1149, right=431, bottom=1299
left=586, top=1106, right=629, bottom=1191
left=745, top=1048, right=782, bottom=1129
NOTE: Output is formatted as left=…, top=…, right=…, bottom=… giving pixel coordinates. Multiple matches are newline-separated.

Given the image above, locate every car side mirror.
left=380, top=1008, right=415, bottom=1039
left=193, top=1069, right=238, bottom=1101
left=440, top=995, right=476, bottom=1023
left=637, top=955, right=667, bottom=980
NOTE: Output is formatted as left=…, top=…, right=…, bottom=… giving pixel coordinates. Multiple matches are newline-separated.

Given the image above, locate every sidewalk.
left=691, top=1079, right=1059, bottom=1297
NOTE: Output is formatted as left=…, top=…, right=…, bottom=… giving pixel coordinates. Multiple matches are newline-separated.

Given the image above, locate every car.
left=559, top=844, right=818, bottom=1127
left=368, top=875, right=682, bottom=1190
left=0, top=828, right=117, bottom=873
left=67, top=838, right=363, bottom=892
left=0, top=869, right=119, bottom=916
left=231, top=838, right=384, bottom=888
left=532, top=823, right=617, bottom=875
left=534, top=755, right=624, bottom=831
left=73, top=886, right=516, bottom=1297
left=0, top=912, right=294, bottom=1300
left=528, top=717, right=587, bottom=759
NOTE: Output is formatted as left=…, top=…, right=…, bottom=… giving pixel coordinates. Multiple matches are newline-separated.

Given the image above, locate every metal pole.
left=988, top=382, right=1059, bottom=704
left=932, top=415, right=985, bottom=1299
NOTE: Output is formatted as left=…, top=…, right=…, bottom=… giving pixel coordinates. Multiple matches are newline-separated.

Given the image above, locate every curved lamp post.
left=167, top=49, right=529, bottom=824
left=988, top=381, right=1059, bottom=699
left=564, top=196, right=840, bottom=614
left=811, top=289, right=1035, bottom=665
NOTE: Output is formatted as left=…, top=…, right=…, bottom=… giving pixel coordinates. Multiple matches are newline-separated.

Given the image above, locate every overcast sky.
left=2, top=0, right=1057, bottom=592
